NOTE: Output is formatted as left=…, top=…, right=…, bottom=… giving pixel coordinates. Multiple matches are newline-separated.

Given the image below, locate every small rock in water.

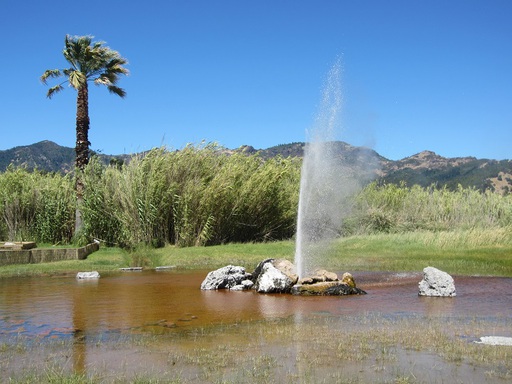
left=236, top=279, right=256, bottom=290
left=418, top=266, right=456, bottom=297
left=291, top=281, right=366, bottom=296
left=313, top=269, right=338, bottom=283
left=120, top=267, right=143, bottom=271
left=229, top=279, right=255, bottom=291
left=200, top=265, right=252, bottom=290
left=155, top=265, right=176, bottom=271
left=324, top=283, right=366, bottom=296
left=341, top=272, right=356, bottom=288
left=474, top=336, right=512, bottom=346
left=76, top=271, right=100, bottom=279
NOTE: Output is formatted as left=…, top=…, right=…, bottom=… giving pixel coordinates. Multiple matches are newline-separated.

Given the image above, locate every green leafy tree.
left=41, top=35, right=128, bottom=234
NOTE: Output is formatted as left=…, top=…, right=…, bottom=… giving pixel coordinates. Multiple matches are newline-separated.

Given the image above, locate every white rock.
left=418, top=266, right=456, bottom=297
left=200, top=265, right=250, bottom=290
left=255, top=262, right=295, bottom=293
left=475, top=336, right=512, bottom=346
left=76, top=271, right=100, bottom=279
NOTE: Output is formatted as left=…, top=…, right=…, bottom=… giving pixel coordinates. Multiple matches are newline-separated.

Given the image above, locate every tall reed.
left=0, top=167, right=74, bottom=243
left=350, top=182, right=512, bottom=235
left=1, top=150, right=511, bottom=249
left=80, top=144, right=301, bottom=248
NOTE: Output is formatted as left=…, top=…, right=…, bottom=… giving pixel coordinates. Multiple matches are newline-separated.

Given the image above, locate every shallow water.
left=1, top=270, right=511, bottom=339
left=1, top=270, right=511, bottom=383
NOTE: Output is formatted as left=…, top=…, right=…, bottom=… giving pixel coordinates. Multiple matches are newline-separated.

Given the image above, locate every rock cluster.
left=200, top=262, right=459, bottom=299
left=418, top=266, right=456, bottom=297
left=200, top=259, right=364, bottom=296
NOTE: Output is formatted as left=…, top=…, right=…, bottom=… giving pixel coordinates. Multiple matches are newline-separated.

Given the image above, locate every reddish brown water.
left=1, top=270, right=511, bottom=339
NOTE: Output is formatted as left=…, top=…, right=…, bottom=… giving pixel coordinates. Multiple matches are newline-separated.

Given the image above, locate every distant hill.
left=1, top=141, right=511, bottom=194
left=380, top=150, right=512, bottom=193
left=0, top=141, right=128, bottom=174
left=0, top=141, right=76, bottom=173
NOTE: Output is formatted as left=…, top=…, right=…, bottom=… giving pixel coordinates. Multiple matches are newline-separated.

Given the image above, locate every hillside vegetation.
left=1, top=144, right=511, bottom=248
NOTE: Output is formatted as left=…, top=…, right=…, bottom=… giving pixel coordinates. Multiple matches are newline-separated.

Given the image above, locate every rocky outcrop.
left=200, top=265, right=252, bottom=290
left=418, top=266, right=456, bottom=297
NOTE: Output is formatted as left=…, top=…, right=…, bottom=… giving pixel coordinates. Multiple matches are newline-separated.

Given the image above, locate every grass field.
left=1, top=229, right=511, bottom=278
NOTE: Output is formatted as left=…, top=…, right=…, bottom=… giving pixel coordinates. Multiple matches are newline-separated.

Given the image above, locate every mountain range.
left=1, top=140, right=511, bottom=194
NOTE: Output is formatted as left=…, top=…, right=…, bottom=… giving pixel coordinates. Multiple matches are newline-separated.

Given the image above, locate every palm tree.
left=41, top=35, right=129, bottom=234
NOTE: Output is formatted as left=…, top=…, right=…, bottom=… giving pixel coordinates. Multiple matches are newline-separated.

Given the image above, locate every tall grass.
left=80, top=144, right=301, bottom=248
left=0, top=148, right=511, bottom=249
left=347, top=182, right=512, bottom=235
left=0, top=167, right=74, bottom=243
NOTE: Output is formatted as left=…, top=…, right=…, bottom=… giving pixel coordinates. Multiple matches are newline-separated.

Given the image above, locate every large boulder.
left=200, top=265, right=252, bottom=290
left=272, top=259, right=299, bottom=283
left=251, top=258, right=274, bottom=283
left=254, top=260, right=297, bottom=293
left=418, top=266, right=456, bottom=297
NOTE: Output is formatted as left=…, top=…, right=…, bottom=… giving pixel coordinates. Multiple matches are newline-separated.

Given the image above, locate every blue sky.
left=1, top=0, right=511, bottom=160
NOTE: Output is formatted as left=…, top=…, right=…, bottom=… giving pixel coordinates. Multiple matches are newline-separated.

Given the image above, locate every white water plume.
left=294, top=60, right=362, bottom=278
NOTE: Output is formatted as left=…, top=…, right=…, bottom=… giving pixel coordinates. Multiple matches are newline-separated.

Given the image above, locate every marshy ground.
left=1, top=313, right=511, bottom=383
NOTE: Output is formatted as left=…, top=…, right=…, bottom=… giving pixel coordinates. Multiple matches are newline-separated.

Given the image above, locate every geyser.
left=294, top=61, right=362, bottom=278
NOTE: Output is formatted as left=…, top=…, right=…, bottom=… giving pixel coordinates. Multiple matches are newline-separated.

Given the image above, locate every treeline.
left=1, top=145, right=511, bottom=247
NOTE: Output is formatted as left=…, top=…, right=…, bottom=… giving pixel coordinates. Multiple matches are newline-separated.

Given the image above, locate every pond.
left=1, top=270, right=511, bottom=339
left=1, top=270, right=511, bottom=383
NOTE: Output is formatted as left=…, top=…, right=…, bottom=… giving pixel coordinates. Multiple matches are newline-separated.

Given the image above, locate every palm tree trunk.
left=76, top=83, right=90, bottom=170
left=75, top=84, right=90, bottom=235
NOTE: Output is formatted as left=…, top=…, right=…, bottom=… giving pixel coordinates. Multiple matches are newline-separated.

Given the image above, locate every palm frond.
left=107, top=85, right=127, bottom=98
left=69, top=70, right=87, bottom=89
left=40, top=69, right=62, bottom=84
left=62, top=68, right=74, bottom=76
left=94, top=75, right=112, bottom=86
left=46, top=85, right=64, bottom=99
